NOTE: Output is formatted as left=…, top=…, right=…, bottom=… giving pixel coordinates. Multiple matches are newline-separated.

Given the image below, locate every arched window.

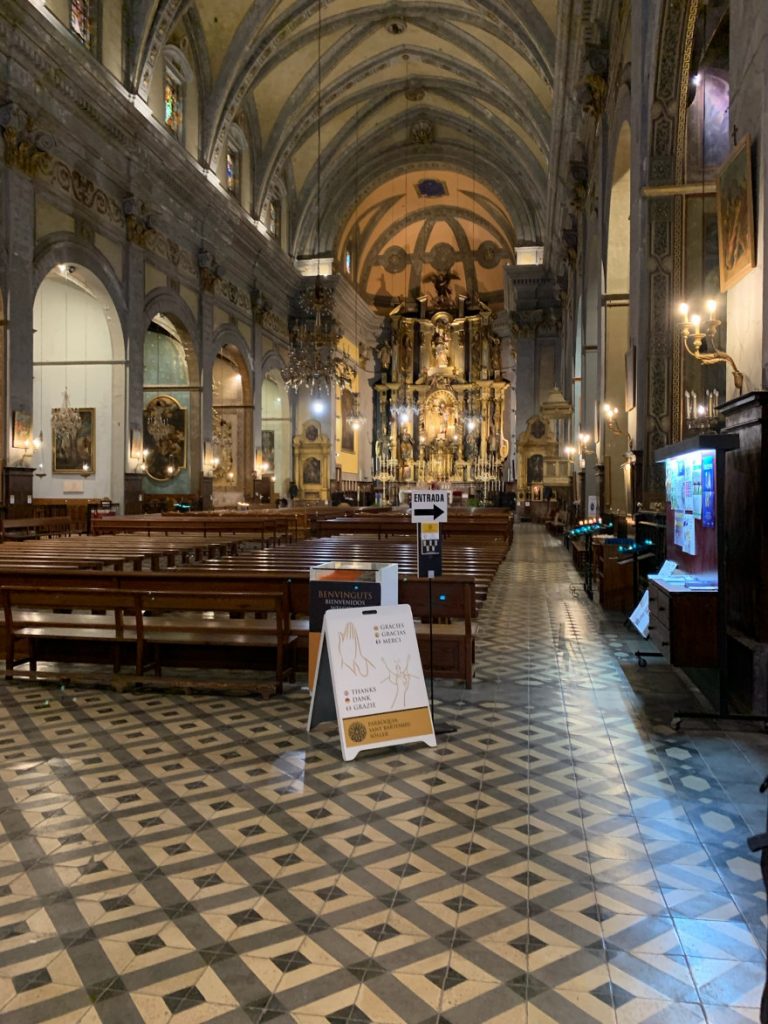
left=70, top=0, right=94, bottom=50
left=163, top=46, right=193, bottom=141
left=225, top=124, right=247, bottom=202
left=266, top=196, right=281, bottom=241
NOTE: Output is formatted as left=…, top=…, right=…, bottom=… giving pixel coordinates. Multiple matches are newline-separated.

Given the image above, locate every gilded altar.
left=373, top=300, right=509, bottom=490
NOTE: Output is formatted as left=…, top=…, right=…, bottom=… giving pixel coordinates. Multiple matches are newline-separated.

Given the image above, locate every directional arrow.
left=413, top=504, right=444, bottom=520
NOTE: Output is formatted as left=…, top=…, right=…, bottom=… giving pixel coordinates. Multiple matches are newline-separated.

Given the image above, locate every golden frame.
left=52, top=407, right=95, bottom=474
left=716, top=134, right=756, bottom=291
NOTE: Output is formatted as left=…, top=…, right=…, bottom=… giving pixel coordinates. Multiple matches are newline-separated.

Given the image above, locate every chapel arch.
left=261, top=369, right=292, bottom=501
left=141, top=310, right=200, bottom=506
left=211, top=343, right=253, bottom=505
left=31, top=262, right=126, bottom=511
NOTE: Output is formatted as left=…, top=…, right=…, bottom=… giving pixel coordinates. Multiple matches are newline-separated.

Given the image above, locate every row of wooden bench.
left=0, top=516, right=72, bottom=541
left=1, top=572, right=477, bottom=690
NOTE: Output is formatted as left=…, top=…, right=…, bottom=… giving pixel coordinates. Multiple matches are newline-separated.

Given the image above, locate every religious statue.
left=432, top=323, right=450, bottom=369
left=423, top=266, right=460, bottom=304
left=379, top=340, right=392, bottom=380
left=490, top=334, right=501, bottom=376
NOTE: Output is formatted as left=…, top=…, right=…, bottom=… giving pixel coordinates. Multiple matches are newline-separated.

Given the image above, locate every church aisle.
left=0, top=525, right=765, bottom=1024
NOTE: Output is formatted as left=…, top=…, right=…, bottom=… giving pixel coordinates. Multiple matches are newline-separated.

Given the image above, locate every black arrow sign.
left=413, top=504, right=444, bottom=520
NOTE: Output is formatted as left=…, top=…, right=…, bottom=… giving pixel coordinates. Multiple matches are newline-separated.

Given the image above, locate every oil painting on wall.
left=716, top=134, right=756, bottom=291
left=143, top=395, right=186, bottom=481
left=52, top=408, right=94, bottom=474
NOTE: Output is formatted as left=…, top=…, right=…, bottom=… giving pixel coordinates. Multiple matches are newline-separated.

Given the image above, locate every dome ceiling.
left=133, top=1, right=557, bottom=308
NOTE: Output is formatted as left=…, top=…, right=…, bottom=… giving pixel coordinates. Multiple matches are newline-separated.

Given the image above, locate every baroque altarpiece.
left=373, top=298, right=509, bottom=490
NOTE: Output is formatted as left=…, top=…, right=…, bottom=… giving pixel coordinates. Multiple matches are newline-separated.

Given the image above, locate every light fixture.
left=280, top=2, right=354, bottom=397
left=51, top=389, right=82, bottom=453
left=564, top=433, right=594, bottom=469
left=345, top=395, right=366, bottom=431
left=603, top=403, right=634, bottom=448
left=678, top=300, right=744, bottom=393
left=311, top=397, right=326, bottom=415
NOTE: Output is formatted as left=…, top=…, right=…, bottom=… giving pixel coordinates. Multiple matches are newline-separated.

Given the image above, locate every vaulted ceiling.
left=131, top=1, right=558, bottom=307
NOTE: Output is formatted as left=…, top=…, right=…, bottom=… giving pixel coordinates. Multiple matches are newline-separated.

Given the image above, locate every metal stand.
left=427, top=575, right=457, bottom=736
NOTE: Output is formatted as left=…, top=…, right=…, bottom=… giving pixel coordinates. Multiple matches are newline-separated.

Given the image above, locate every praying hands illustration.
left=337, top=622, right=376, bottom=678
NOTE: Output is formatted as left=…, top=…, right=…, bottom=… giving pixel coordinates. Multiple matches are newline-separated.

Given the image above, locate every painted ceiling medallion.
left=477, top=240, right=500, bottom=269
left=382, top=246, right=409, bottom=274
left=415, top=178, right=447, bottom=199
left=428, top=242, right=457, bottom=273
left=411, top=119, right=433, bottom=145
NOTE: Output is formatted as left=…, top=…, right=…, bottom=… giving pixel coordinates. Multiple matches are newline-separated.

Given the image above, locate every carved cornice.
left=37, top=157, right=125, bottom=226
left=510, top=307, right=562, bottom=337
left=0, top=102, right=57, bottom=177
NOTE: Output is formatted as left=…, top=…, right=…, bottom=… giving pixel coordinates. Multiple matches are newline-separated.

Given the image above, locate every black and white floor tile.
left=0, top=524, right=765, bottom=1022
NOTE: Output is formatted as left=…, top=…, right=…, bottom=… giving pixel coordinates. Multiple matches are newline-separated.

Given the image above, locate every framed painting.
left=12, top=410, right=32, bottom=450
left=716, top=134, right=756, bottom=291
left=52, top=408, right=94, bottom=473
left=340, top=389, right=355, bottom=453
left=143, top=395, right=186, bottom=481
left=261, top=429, right=275, bottom=471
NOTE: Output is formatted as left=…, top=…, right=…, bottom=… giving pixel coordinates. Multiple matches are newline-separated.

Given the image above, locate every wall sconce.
left=603, top=403, right=634, bottom=448
left=80, top=462, right=92, bottom=477
left=679, top=300, right=744, bottom=394
left=603, top=405, right=637, bottom=470
left=564, top=432, right=594, bottom=469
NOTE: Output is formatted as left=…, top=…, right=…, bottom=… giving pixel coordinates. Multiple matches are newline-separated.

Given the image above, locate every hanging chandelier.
left=390, top=383, right=419, bottom=425
left=51, top=389, right=81, bottom=447
left=282, top=285, right=354, bottom=393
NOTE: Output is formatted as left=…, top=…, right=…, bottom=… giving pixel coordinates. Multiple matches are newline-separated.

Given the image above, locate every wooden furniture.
left=2, top=587, right=143, bottom=676
left=593, top=537, right=634, bottom=612
left=1, top=583, right=295, bottom=695
left=647, top=578, right=717, bottom=667
left=140, top=590, right=295, bottom=690
left=721, top=393, right=768, bottom=709
left=0, top=516, right=72, bottom=541
left=399, top=576, right=477, bottom=687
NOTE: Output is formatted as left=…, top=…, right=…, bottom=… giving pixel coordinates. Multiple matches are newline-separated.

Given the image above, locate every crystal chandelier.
left=345, top=395, right=366, bottom=432
left=51, top=389, right=81, bottom=448
left=282, top=285, right=354, bottom=393
left=390, top=384, right=419, bottom=425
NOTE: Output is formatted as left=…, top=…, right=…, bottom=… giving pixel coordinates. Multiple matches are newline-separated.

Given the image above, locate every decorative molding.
left=37, top=157, right=124, bottom=226
left=214, top=276, right=251, bottom=314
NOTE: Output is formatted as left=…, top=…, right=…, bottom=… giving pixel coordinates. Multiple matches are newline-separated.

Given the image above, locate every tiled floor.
left=0, top=524, right=766, bottom=1023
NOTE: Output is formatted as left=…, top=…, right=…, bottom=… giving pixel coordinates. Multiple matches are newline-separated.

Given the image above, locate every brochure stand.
left=655, top=435, right=765, bottom=728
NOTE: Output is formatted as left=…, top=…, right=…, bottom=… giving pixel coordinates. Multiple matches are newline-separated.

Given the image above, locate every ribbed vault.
left=129, top=0, right=557, bottom=308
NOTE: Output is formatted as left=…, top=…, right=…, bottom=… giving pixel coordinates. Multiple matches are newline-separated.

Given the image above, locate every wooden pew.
left=399, top=576, right=477, bottom=688
left=2, top=587, right=142, bottom=676
left=1, top=583, right=295, bottom=695
left=140, top=590, right=296, bottom=691
left=0, top=516, right=72, bottom=541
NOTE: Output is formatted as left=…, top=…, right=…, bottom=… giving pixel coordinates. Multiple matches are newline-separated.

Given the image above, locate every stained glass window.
left=164, top=76, right=183, bottom=137
left=226, top=145, right=241, bottom=198
left=267, top=198, right=281, bottom=240
left=344, top=247, right=352, bottom=274
left=70, top=0, right=92, bottom=48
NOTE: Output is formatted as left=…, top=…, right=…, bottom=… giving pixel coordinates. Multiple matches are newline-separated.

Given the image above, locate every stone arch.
left=140, top=293, right=201, bottom=502
left=31, top=260, right=127, bottom=509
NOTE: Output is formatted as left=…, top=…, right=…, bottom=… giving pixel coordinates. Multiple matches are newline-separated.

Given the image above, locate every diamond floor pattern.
left=0, top=524, right=765, bottom=1023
